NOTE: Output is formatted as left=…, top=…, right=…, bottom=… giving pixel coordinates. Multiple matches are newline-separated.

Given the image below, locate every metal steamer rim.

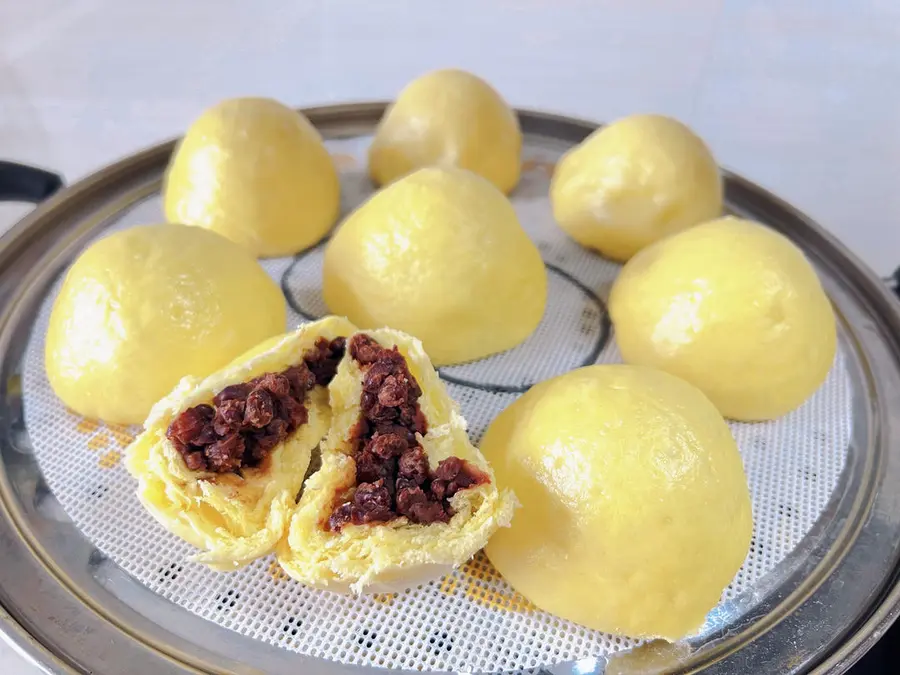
left=0, top=103, right=898, bottom=675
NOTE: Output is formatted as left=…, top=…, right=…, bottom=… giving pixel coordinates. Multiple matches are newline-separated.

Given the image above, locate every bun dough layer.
left=277, top=328, right=517, bottom=593
left=126, top=316, right=356, bottom=570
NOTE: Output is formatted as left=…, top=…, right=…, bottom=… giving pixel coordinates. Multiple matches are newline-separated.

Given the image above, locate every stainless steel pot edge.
left=0, top=103, right=897, bottom=675
left=0, top=604, right=63, bottom=675
left=724, top=179, right=900, bottom=675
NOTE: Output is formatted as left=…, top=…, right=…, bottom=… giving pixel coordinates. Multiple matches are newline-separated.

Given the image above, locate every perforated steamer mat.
left=2, top=106, right=900, bottom=675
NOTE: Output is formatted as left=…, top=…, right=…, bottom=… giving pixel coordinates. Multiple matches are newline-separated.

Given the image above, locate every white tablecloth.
left=1, top=1, right=898, bottom=672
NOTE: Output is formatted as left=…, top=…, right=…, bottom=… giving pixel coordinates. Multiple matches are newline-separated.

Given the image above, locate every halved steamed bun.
left=126, top=316, right=355, bottom=570
left=127, top=318, right=516, bottom=590
left=277, top=328, right=517, bottom=592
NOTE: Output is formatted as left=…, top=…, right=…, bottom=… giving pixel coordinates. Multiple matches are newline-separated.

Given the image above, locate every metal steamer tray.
left=1, top=103, right=900, bottom=675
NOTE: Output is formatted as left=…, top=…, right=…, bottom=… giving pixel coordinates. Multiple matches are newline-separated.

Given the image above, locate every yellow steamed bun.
left=323, top=167, right=547, bottom=366
left=126, top=317, right=356, bottom=570
left=482, top=365, right=752, bottom=640
left=164, top=97, right=340, bottom=257
left=45, top=224, right=286, bottom=425
left=277, top=328, right=516, bottom=593
left=609, top=216, right=837, bottom=421
left=369, top=69, right=522, bottom=193
left=550, top=114, right=722, bottom=261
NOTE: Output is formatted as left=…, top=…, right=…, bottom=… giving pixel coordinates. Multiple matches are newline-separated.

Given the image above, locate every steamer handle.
left=888, top=270, right=900, bottom=300
left=0, top=161, right=64, bottom=203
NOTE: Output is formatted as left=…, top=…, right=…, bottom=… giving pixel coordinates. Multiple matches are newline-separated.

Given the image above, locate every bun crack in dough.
left=550, top=114, right=723, bottom=261
left=368, top=69, right=522, bottom=193
left=323, top=166, right=547, bottom=366
left=163, top=97, right=340, bottom=257
left=126, top=317, right=355, bottom=570
left=277, top=328, right=517, bottom=593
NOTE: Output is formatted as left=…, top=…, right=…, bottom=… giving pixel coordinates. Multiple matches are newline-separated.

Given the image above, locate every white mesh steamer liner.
left=20, top=131, right=852, bottom=674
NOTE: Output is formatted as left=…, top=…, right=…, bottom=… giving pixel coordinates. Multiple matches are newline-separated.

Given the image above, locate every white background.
left=1, top=0, right=899, bottom=672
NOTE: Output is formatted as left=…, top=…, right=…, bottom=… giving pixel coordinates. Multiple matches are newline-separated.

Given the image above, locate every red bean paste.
left=166, top=337, right=346, bottom=474
left=327, top=334, right=489, bottom=530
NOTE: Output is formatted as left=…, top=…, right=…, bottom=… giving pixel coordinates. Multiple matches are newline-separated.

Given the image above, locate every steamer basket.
left=1, top=104, right=899, bottom=675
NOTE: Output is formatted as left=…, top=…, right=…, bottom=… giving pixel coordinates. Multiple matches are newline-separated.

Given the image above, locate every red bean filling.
left=327, top=334, right=489, bottom=530
left=166, top=337, right=346, bottom=474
